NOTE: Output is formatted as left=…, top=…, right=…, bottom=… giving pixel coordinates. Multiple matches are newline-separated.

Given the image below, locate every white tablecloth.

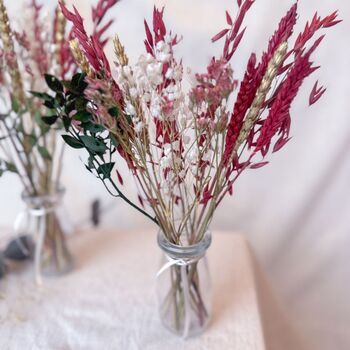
left=0, top=230, right=302, bottom=350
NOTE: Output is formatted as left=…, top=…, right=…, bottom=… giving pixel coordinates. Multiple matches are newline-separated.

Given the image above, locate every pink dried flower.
left=190, top=57, right=237, bottom=108
left=211, top=0, right=255, bottom=61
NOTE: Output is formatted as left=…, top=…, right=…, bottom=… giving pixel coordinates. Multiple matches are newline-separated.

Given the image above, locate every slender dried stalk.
left=0, top=0, right=25, bottom=104
left=114, top=36, right=128, bottom=66
left=69, top=39, right=93, bottom=77
left=234, top=41, right=288, bottom=153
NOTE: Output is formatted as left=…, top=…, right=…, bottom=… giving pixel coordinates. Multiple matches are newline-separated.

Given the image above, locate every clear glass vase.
left=156, top=231, right=212, bottom=338
left=21, top=186, right=73, bottom=284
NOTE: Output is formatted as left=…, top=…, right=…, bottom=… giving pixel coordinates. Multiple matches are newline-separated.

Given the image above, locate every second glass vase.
left=21, top=186, right=73, bottom=284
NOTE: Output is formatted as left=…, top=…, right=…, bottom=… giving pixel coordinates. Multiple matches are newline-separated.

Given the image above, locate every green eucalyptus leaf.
left=62, top=135, right=84, bottom=149
left=38, top=145, right=51, bottom=160
left=27, top=134, right=37, bottom=147
left=82, top=122, right=105, bottom=134
left=30, top=91, right=53, bottom=101
left=43, top=98, right=56, bottom=109
left=62, top=116, right=72, bottom=131
left=108, top=107, right=119, bottom=117
left=73, top=111, right=91, bottom=122
left=34, top=112, right=50, bottom=134
left=11, top=95, right=20, bottom=113
left=55, top=92, right=65, bottom=107
left=5, top=162, right=17, bottom=173
left=125, top=115, right=132, bottom=125
left=45, top=74, right=63, bottom=93
left=110, top=133, right=119, bottom=147
left=97, top=162, right=115, bottom=179
left=62, top=80, right=72, bottom=90
left=42, top=115, right=58, bottom=125
left=71, top=73, right=87, bottom=94
left=85, top=164, right=93, bottom=173
left=65, top=99, right=76, bottom=115
left=84, top=156, right=95, bottom=174
left=75, top=96, right=88, bottom=111
left=80, top=135, right=107, bottom=154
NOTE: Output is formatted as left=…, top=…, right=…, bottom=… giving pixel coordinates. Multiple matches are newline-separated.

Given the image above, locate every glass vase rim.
left=21, top=184, right=66, bottom=207
left=157, top=230, right=212, bottom=259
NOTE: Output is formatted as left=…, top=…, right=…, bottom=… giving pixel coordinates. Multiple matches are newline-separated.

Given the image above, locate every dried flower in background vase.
left=0, top=0, right=118, bottom=283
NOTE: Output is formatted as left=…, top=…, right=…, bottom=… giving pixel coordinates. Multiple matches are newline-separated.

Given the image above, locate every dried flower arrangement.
left=0, top=0, right=117, bottom=280
left=35, top=0, right=340, bottom=335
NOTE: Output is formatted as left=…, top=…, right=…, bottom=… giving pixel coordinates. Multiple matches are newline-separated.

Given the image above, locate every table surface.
left=0, top=229, right=280, bottom=350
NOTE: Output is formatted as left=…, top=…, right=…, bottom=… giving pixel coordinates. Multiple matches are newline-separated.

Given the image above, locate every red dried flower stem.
left=92, top=0, right=120, bottom=46
left=59, top=1, right=111, bottom=74
left=223, top=3, right=298, bottom=162
left=212, top=0, right=255, bottom=62
left=222, top=53, right=258, bottom=164
left=295, top=11, right=341, bottom=52
left=31, top=0, right=49, bottom=74
left=309, top=81, right=326, bottom=106
left=255, top=51, right=318, bottom=153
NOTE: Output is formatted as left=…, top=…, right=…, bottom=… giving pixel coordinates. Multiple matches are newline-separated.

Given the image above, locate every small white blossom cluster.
left=115, top=39, right=185, bottom=132
left=113, top=38, right=225, bottom=202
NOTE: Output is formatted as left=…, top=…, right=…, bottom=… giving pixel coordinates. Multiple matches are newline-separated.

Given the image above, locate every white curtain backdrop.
left=0, top=1, right=348, bottom=349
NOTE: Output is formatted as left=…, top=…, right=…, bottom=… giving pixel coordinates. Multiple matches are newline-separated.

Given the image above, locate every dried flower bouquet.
left=36, top=0, right=340, bottom=335
left=0, top=0, right=117, bottom=279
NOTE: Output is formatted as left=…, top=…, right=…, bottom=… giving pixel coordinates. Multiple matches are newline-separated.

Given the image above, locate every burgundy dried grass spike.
left=294, top=11, right=341, bottom=52
left=226, top=11, right=233, bottom=26
left=116, top=170, right=124, bottom=185
left=256, top=52, right=316, bottom=153
left=211, top=28, right=230, bottom=43
left=223, top=53, right=258, bottom=164
left=30, top=0, right=49, bottom=74
left=250, top=161, right=269, bottom=169
left=153, top=6, right=166, bottom=43
left=92, top=0, right=118, bottom=25
left=226, top=27, right=246, bottom=60
left=60, top=2, right=104, bottom=72
left=309, top=81, right=326, bottom=105
left=144, top=19, right=154, bottom=47
left=273, top=136, right=291, bottom=153
left=257, top=3, right=297, bottom=79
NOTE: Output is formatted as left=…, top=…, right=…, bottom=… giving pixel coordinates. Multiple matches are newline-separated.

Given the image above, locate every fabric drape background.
left=0, top=1, right=348, bottom=349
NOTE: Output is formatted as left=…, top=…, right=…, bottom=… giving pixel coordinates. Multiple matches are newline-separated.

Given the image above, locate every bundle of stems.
left=0, top=0, right=118, bottom=276
left=0, top=0, right=118, bottom=196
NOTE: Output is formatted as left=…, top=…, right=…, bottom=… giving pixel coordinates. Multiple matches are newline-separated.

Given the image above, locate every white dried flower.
left=135, top=121, right=144, bottom=134
left=125, top=102, right=136, bottom=116
left=129, top=87, right=138, bottom=98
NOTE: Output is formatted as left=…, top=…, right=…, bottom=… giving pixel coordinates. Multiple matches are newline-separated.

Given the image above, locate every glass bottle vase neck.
left=157, top=231, right=212, bottom=260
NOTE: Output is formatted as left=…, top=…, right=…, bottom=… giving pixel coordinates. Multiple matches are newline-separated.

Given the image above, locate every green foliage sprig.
left=33, top=73, right=158, bottom=225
